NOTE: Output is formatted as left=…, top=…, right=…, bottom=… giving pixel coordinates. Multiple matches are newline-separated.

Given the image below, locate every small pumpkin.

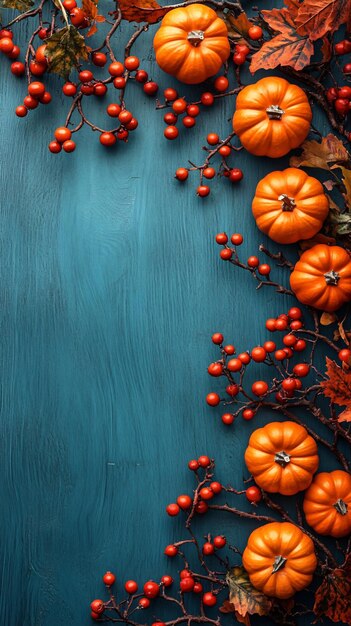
left=153, top=4, right=230, bottom=84
left=242, top=522, right=317, bottom=599
left=303, top=470, right=351, bottom=538
left=252, top=168, right=329, bottom=244
left=244, top=421, right=319, bottom=496
left=290, top=244, right=351, bottom=312
left=233, top=77, right=312, bottom=158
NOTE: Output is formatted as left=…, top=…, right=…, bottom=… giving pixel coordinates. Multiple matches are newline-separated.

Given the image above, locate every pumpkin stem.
left=266, top=105, right=285, bottom=120
left=334, top=498, right=348, bottom=515
left=278, top=194, right=296, bottom=211
left=324, top=270, right=340, bottom=286
left=272, top=555, right=287, bottom=573
left=187, top=30, right=205, bottom=46
left=274, top=450, right=291, bottom=467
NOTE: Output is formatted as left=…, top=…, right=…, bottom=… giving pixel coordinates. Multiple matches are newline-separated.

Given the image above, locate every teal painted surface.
left=0, top=14, right=342, bottom=626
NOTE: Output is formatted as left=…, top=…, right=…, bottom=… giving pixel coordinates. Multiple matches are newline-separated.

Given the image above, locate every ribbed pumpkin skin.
left=303, top=470, right=351, bottom=537
left=242, top=522, right=317, bottom=599
left=290, top=244, right=351, bottom=312
left=244, top=421, right=319, bottom=496
left=233, top=77, right=312, bottom=158
left=252, top=168, right=329, bottom=244
left=153, top=4, right=230, bottom=84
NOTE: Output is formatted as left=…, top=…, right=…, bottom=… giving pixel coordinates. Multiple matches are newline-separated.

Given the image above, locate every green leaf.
left=328, top=209, right=351, bottom=236
left=0, top=0, right=33, bottom=10
left=45, top=25, right=89, bottom=78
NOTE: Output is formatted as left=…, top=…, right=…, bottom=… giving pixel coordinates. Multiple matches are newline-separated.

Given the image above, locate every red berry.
left=126, top=117, right=138, bottom=131
left=214, top=75, right=229, bottom=92
left=229, top=168, right=243, bottom=183
left=103, top=571, right=116, bottom=586
left=7, top=44, right=20, bottom=59
left=0, top=37, right=14, bottom=54
left=48, top=140, right=62, bottom=153
left=343, top=63, right=351, bottom=75
left=161, top=575, right=173, bottom=587
left=252, top=380, right=268, bottom=396
left=213, top=535, right=226, bottom=548
left=79, top=69, right=93, bottom=83
left=195, top=501, right=208, bottom=514
left=216, top=232, right=228, bottom=244
left=266, top=318, right=277, bottom=331
left=38, top=29, right=49, bottom=41
left=193, top=582, right=203, bottom=593
left=212, top=332, right=223, bottom=344
left=124, top=55, right=139, bottom=70
left=263, top=341, right=276, bottom=353
left=201, top=92, right=214, bottom=106
left=233, top=52, right=246, bottom=65
left=224, top=344, right=235, bottom=355
left=206, top=392, right=220, bottom=406
left=62, top=0, right=76, bottom=8
left=63, top=82, right=77, bottom=96
left=222, top=412, right=234, bottom=425
left=99, top=132, right=117, bottom=146
left=117, top=128, right=129, bottom=141
left=202, top=542, right=214, bottom=555
left=226, top=383, right=239, bottom=396
left=246, top=486, right=262, bottom=503
left=164, top=87, right=178, bottom=101
left=125, top=580, right=138, bottom=593
left=207, top=132, right=219, bottom=145
left=90, top=600, right=104, bottom=614
left=119, top=109, right=133, bottom=124
left=335, top=41, right=346, bottom=55
left=235, top=43, right=250, bottom=55
left=172, top=98, right=187, bottom=113
left=197, top=185, right=210, bottom=197
left=210, top=481, right=222, bottom=494
left=248, top=25, right=263, bottom=40
left=258, top=263, right=270, bottom=275
left=54, top=126, right=71, bottom=142
left=203, top=167, right=216, bottom=179
left=251, top=347, right=267, bottom=362
left=293, top=363, right=310, bottom=377
left=335, top=98, right=349, bottom=115
left=166, top=503, right=180, bottom=516
left=143, top=81, right=158, bottom=95
left=70, top=7, right=87, bottom=27
left=15, top=104, right=28, bottom=117
left=338, top=86, right=351, bottom=99
left=344, top=40, right=351, bottom=53
left=187, top=104, right=200, bottom=117
left=208, top=362, right=223, bottom=377
left=242, top=408, right=254, bottom=420
left=294, top=339, right=306, bottom=352
left=164, top=544, right=178, bottom=557
left=180, top=569, right=191, bottom=579
left=80, top=83, right=94, bottom=95
left=94, top=83, right=107, bottom=97
left=198, top=455, right=211, bottom=467
left=274, top=349, right=287, bottom=361
left=176, top=494, right=192, bottom=509
left=339, top=348, right=351, bottom=362
left=275, top=318, right=288, bottom=331
left=28, top=81, right=45, bottom=98
left=164, top=112, right=178, bottom=125
left=0, top=29, right=13, bottom=39
left=290, top=320, right=303, bottom=330
left=175, top=167, right=188, bottom=181
left=164, top=126, right=178, bottom=140
left=135, top=69, right=148, bottom=83
left=92, top=52, right=107, bottom=66
left=247, top=256, right=259, bottom=268
left=62, top=139, right=76, bottom=152
left=219, top=145, right=231, bottom=157
left=143, top=581, right=159, bottom=599
left=227, top=357, right=242, bottom=372
left=238, top=352, right=251, bottom=364
left=326, top=87, right=338, bottom=103
left=107, top=103, right=121, bottom=117
left=138, top=598, right=150, bottom=609
left=180, top=577, right=195, bottom=592
left=91, top=611, right=100, bottom=620
left=23, top=95, right=38, bottom=109
left=183, top=115, right=196, bottom=128
left=283, top=334, right=297, bottom=347
left=220, top=248, right=232, bottom=260
left=282, top=378, right=296, bottom=392
left=109, top=61, right=124, bottom=76
left=203, top=592, right=217, bottom=607
left=11, top=61, right=25, bottom=76
left=199, top=487, right=214, bottom=500
left=231, top=233, right=243, bottom=245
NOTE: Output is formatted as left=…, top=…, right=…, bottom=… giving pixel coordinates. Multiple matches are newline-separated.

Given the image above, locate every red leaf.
left=321, top=357, right=351, bottom=422
left=314, top=561, right=351, bottom=623
left=296, top=0, right=351, bottom=41
left=118, top=0, right=168, bottom=24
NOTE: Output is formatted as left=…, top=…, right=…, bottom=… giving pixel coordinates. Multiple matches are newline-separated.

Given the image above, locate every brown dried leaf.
left=45, top=26, right=88, bottom=77
left=296, top=0, right=351, bottom=41
left=0, top=0, right=33, bottom=9
left=290, top=134, right=350, bottom=170
left=321, top=35, right=332, bottom=61
left=226, top=567, right=273, bottom=619
left=321, top=357, right=351, bottom=407
left=340, top=167, right=351, bottom=210
left=338, top=407, right=351, bottom=422
left=320, top=311, right=338, bottom=325
left=222, top=11, right=252, bottom=43
left=299, top=233, right=336, bottom=251
left=314, top=560, right=351, bottom=623
left=118, top=0, right=167, bottom=24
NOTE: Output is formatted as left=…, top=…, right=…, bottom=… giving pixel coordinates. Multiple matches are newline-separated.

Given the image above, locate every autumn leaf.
left=321, top=357, right=351, bottom=422
left=339, top=167, right=351, bottom=210
left=45, top=26, right=89, bottom=77
left=299, top=233, right=336, bottom=252
left=224, top=567, right=273, bottom=620
left=221, top=10, right=252, bottom=43
left=321, top=35, right=332, bottom=61
left=250, top=8, right=314, bottom=73
left=118, top=0, right=168, bottom=24
left=290, top=134, right=350, bottom=170
left=320, top=311, right=338, bottom=325
left=328, top=210, right=351, bottom=237
left=82, top=0, right=105, bottom=37
left=296, top=0, right=351, bottom=41
left=0, top=0, right=33, bottom=9
left=313, top=559, right=351, bottom=623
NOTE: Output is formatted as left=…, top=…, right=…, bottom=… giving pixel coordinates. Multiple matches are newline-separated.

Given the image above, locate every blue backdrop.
left=0, top=9, right=340, bottom=626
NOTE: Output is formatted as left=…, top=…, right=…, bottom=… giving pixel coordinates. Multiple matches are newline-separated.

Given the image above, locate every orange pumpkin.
left=252, top=168, right=329, bottom=244
left=233, top=77, right=312, bottom=158
left=290, top=244, right=351, bottom=312
left=242, top=522, right=317, bottom=599
left=153, top=4, right=230, bottom=85
left=244, top=421, right=319, bottom=496
left=303, top=470, right=351, bottom=538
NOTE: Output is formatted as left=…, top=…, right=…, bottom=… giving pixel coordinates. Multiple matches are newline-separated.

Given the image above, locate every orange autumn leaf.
left=321, top=357, right=351, bottom=422
left=313, top=558, right=351, bottom=623
left=82, top=0, right=105, bottom=36
left=250, top=8, right=314, bottom=73
left=221, top=11, right=252, bottom=44
left=118, top=0, right=168, bottom=24
left=296, top=0, right=351, bottom=41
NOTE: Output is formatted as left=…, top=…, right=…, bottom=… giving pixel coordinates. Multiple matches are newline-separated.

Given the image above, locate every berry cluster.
left=326, top=85, right=351, bottom=119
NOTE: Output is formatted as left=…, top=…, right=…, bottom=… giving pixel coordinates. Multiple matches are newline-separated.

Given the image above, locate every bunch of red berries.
left=326, top=85, right=351, bottom=118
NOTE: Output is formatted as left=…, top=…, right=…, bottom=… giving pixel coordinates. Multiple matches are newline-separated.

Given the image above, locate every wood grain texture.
left=0, top=16, right=338, bottom=626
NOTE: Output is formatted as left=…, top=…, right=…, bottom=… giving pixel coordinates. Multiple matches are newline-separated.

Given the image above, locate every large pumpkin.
left=303, top=470, right=351, bottom=538
left=244, top=421, right=319, bottom=495
left=242, top=522, right=317, bottom=599
left=252, top=168, right=329, bottom=244
left=153, top=4, right=230, bottom=84
left=233, top=77, right=312, bottom=158
left=290, top=244, right=351, bottom=312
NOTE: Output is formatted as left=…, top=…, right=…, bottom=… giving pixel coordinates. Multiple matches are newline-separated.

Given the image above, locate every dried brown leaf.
left=118, top=0, right=167, bottom=24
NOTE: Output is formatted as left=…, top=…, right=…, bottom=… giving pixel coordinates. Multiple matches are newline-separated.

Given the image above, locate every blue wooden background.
left=0, top=8, right=340, bottom=626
